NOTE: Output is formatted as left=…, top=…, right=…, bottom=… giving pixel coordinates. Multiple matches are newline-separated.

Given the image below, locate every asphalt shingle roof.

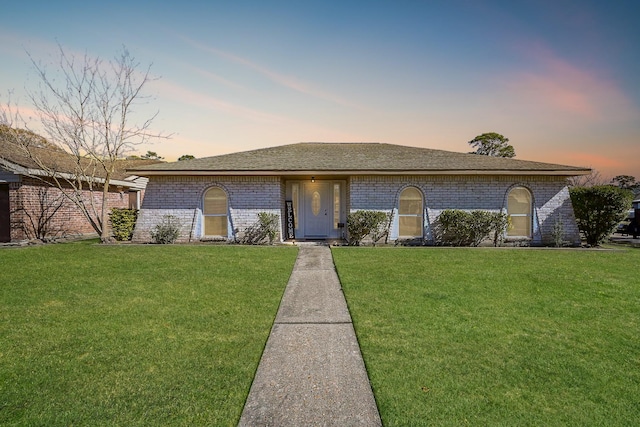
left=128, top=142, right=590, bottom=175
left=0, top=136, right=162, bottom=180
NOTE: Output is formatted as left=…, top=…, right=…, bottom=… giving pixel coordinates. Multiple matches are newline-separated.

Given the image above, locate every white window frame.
left=203, top=187, right=228, bottom=237
left=398, top=187, right=424, bottom=238
left=507, top=186, right=532, bottom=238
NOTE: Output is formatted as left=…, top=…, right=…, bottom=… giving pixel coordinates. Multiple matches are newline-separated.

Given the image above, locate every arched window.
left=399, top=187, right=423, bottom=237
left=203, top=187, right=228, bottom=236
left=507, top=187, right=532, bottom=237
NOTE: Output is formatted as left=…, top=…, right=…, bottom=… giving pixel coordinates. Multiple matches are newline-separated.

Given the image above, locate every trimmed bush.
left=436, top=209, right=508, bottom=247
left=347, top=210, right=391, bottom=246
left=570, top=185, right=633, bottom=246
left=109, top=208, right=138, bottom=241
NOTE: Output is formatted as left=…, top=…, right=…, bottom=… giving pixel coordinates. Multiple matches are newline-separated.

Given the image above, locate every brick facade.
left=132, top=176, right=283, bottom=243
left=133, top=173, right=580, bottom=245
left=350, top=175, right=580, bottom=245
left=7, top=176, right=133, bottom=242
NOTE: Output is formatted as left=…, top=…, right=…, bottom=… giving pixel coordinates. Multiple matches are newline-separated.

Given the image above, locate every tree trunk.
left=100, top=179, right=111, bottom=243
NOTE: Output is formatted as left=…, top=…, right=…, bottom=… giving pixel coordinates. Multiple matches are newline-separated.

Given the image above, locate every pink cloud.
left=545, top=148, right=640, bottom=180
left=514, top=72, right=596, bottom=117
left=566, top=152, right=624, bottom=169
left=505, top=43, right=637, bottom=121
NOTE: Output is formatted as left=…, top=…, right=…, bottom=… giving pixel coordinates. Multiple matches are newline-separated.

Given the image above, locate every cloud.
left=188, top=66, right=247, bottom=91
left=552, top=146, right=640, bottom=179
left=505, top=43, right=638, bottom=122
left=178, top=36, right=366, bottom=111
left=566, top=152, right=624, bottom=169
left=151, top=78, right=289, bottom=124
left=150, top=77, right=362, bottom=133
left=0, top=31, right=92, bottom=68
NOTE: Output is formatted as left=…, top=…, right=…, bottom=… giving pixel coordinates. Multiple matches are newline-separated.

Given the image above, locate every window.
left=128, top=191, right=140, bottom=209
left=203, top=187, right=228, bottom=236
left=291, top=183, right=299, bottom=229
left=507, top=187, right=532, bottom=237
left=333, top=183, right=341, bottom=229
left=399, top=187, right=423, bottom=237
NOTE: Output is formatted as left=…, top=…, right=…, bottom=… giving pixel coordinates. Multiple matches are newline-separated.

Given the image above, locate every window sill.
left=200, top=236, right=228, bottom=242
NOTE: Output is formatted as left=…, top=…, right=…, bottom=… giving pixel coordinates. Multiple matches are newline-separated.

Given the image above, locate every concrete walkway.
left=238, top=245, right=382, bottom=426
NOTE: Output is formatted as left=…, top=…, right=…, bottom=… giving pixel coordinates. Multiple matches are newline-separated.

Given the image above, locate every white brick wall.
left=133, top=174, right=580, bottom=245
left=132, top=176, right=282, bottom=243
left=350, top=175, right=580, bottom=245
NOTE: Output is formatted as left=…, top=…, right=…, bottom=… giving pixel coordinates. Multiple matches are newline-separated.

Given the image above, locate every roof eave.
left=1, top=159, right=145, bottom=189
left=129, top=168, right=592, bottom=177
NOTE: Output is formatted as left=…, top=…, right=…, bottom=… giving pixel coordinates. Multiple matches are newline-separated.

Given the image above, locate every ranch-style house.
left=128, top=142, right=590, bottom=246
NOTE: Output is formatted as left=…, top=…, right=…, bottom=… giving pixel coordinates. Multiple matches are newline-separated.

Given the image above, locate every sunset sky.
left=1, top=1, right=639, bottom=179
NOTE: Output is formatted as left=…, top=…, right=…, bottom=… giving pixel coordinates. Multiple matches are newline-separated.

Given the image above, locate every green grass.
left=333, top=247, right=640, bottom=426
left=0, top=241, right=298, bottom=426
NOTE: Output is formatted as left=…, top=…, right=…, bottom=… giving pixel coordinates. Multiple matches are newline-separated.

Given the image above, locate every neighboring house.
left=128, top=142, right=590, bottom=245
left=0, top=137, right=158, bottom=243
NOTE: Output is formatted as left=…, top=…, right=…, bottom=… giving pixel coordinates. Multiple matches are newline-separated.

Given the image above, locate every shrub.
left=551, top=216, right=566, bottom=247
left=347, top=210, right=391, bottom=246
left=258, top=212, right=279, bottom=244
left=436, top=209, right=508, bottom=247
left=491, top=211, right=510, bottom=247
left=109, top=208, right=138, bottom=241
left=150, top=215, right=181, bottom=244
left=369, top=212, right=392, bottom=246
left=569, top=185, right=634, bottom=246
left=238, top=212, right=280, bottom=245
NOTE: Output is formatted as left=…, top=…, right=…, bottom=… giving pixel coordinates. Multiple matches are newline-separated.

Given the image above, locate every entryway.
left=285, top=180, right=345, bottom=240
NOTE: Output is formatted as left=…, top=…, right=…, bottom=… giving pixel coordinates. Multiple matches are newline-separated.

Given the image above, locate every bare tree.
left=567, top=169, right=607, bottom=187
left=18, top=186, right=67, bottom=241
left=1, top=45, right=166, bottom=242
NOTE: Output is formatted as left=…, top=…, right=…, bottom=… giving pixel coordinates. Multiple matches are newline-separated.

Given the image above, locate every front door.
left=303, top=182, right=332, bottom=238
left=0, top=184, right=11, bottom=243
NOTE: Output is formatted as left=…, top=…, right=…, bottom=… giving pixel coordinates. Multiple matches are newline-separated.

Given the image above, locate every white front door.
left=303, top=182, right=332, bottom=237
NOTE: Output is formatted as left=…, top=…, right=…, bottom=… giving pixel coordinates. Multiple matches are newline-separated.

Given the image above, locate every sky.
left=1, top=1, right=639, bottom=179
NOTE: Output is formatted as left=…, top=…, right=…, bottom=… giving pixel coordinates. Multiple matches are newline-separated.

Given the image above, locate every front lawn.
left=0, top=241, right=298, bottom=426
left=333, top=247, right=640, bottom=426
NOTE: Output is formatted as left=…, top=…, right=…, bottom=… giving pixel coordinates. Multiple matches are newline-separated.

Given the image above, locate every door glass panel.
left=292, top=183, right=299, bottom=229
left=312, top=191, right=321, bottom=216
left=334, top=183, right=340, bottom=229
